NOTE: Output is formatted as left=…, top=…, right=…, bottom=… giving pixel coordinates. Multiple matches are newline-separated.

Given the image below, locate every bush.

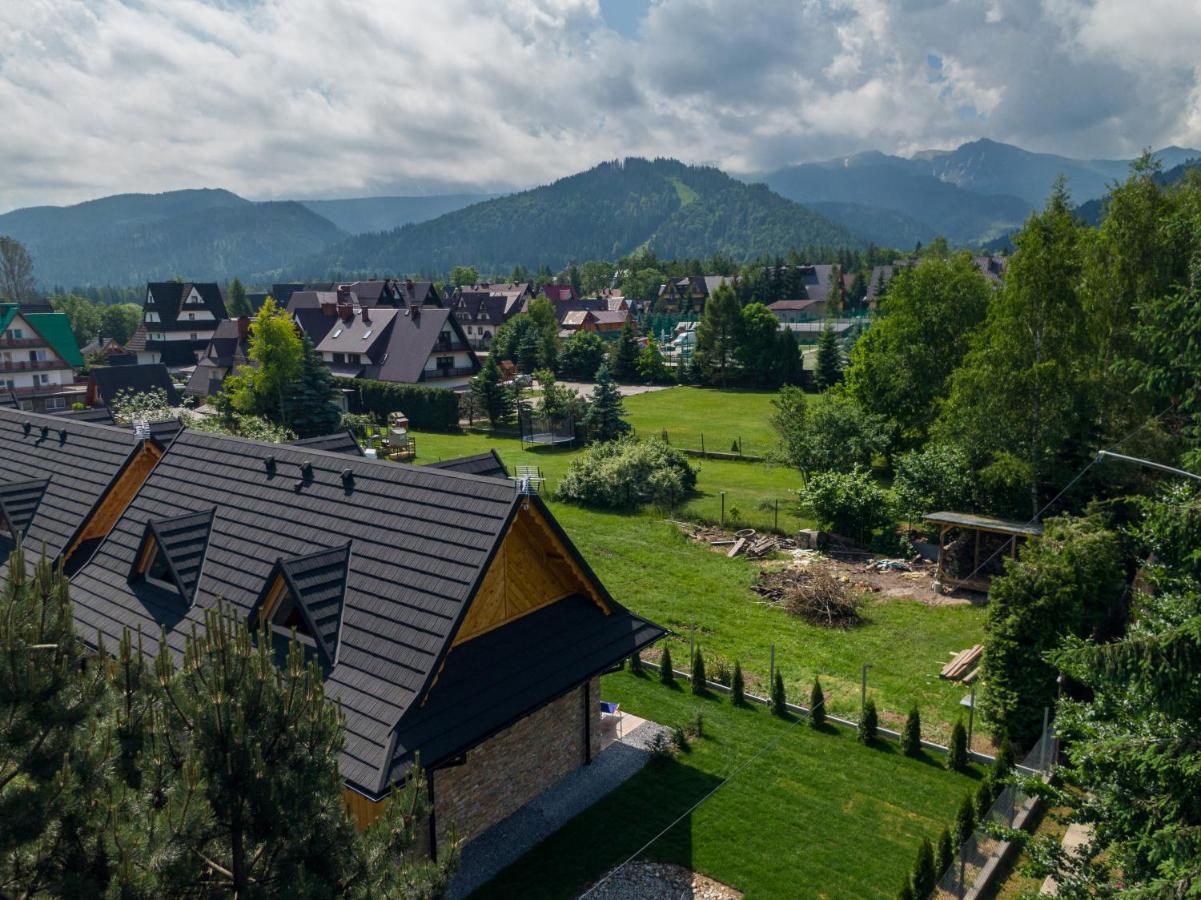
left=659, top=646, right=675, bottom=686
left=556, top=437, right=697, bottom=511
left=858, top=697, right=878, bottom=744
left=974, top=777, right=994, bottom=822
left=893, top=443, right=976, bottom=523
left=809, top=677, right=825, bottom=727
left=671, top=724, right=691, bottom=753
left=690, top=648, right=707, bottom=695
left=771, top=671, right=787, bottom=717
left=902, top=706, right=922, bottom=757
left=772, top=388, right=892, bottom=475
left=935, top=827, right=953, bottom=875
left=802, top=466, right=895, bottom=545
left=336, top=377, right=460, bottom=429
left=688, top=710, right=705, bottom=740
left=946, top=720, right=969, bottom=771
left=707, top=654, right=733, bottom=687
left=646, top=730, right=674, bottom=761
left=954, top=794, right=976, bottom=845
left=911, top=837, right=936, bottom=899
left=731, top=660, right=745, bottom=707
left=629, top=651, right=643, bottom=674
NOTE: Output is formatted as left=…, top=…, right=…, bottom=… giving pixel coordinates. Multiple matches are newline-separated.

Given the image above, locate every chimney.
left=411, top=303, right=420, bottom=321
left=405, top=277, right=414, bottom=292
left=361, top=307, right=371, bottom=324
left=236, top=316, right=250, bottom=343
left=320, top=300, right=337, bottom=318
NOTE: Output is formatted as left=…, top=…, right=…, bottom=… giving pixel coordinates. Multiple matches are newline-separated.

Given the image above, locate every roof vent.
left=265, top=455, right=276, bottom=474
left=133, top=420, right=150, bottom=440
left=22, top=421, right=31, bottom=435
left=341, top=468, right=354, bottom=486
left=39, top=424, right=48, bottom=439
left=300, top=460, right=313, bottom=478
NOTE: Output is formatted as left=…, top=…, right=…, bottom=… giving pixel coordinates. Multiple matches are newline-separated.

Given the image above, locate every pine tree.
left=731, top=660, right=745, bottom=707
left=583, top=363, right=630, bottom=442
left=954, top=794, right=976, bottom=845
left=946, top=720, right=969, bottom=771
left=858, top=697, right=878, bottom=744
left=935, top=827, right=953, bottom=875
left=902, top=706, right=922, bottom=756
left=659, top=646, right=675, bottom=686
left=610, top=319, right=640, bottom=381
left=974, top=777, right=994, bottom=822
left=690, top=648, right=707, bottom=695
left=771, top=671, right=787, bottom=716
left=815, top=323, right=843, bottom=390
left=285, top=333, right=342, bottom=438
left=695, top=283, right=741, bottom=386
left=227, top=277, right=251, bottom=316
left=471, top=354, right=514, bottom=426
left=911, top=837, right=936, bottom=899
left=809, top=676, right=825, bottom=727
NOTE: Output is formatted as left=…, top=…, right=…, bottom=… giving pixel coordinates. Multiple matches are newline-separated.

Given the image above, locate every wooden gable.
left=63, top=441, right=162, bottom=570
left=452, top=503, right=608, bottom=648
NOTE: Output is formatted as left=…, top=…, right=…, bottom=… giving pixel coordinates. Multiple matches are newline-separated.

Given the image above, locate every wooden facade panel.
left=64, top=442, right=162, bottom=564
left=344, top=787, right=387, bottom=831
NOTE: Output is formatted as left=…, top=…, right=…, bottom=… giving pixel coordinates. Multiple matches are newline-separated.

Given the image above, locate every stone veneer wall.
left=432, top=677, right=600, bottom=846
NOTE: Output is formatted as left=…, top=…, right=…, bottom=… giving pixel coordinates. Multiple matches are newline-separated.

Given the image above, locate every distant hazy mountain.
left=762, top=160, right=1031, bottom=247
left=1074, top=158, right=1201, bottom=226
left=297, top=158, right=862, bottom=278
left=300, top=194, right=495, bottom=234
left=0, top=189, right=345, bottom=287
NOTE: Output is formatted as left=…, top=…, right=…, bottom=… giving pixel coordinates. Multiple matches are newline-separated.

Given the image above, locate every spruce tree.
left=771, top=671, right=787, bottom=716
left=974, top=777, right=994, bottom=822
left=659, top=646, right=675, bottom=686
left=809, top=676, right=825, bottom=727
left=731, top=659, right=745, bottom=707
left=285, top=333, right=342, bottom=438
left=935, top=827, right=953, bottom=874
left=946, top=719, right=969, bottom=771
left=773, top=328, right=804, bottom=386
left=815, top=323, right=843, bottom=390
left=690, top=648, right=707, bottom=695
left=902, top=706, right=922, bottom=757
left=858, top=697, right=878, bottom=744
left=471, top=354, right=514, bottom=426
left=583, top=363, right=630, bottom=442
left=911, top=837, right=936, bottom=899
left=610, top=319, right=640, bottom=381
left=694, top=282, right=741, bottom=386
left=227, top=277, right=251, bottom=316
left=954, top=794, right=976, bottom=844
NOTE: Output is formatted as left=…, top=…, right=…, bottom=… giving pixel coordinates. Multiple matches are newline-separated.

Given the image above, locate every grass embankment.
left=478, top=670, right=982, bottom=899
left=412, top=387, right=986, bottom=736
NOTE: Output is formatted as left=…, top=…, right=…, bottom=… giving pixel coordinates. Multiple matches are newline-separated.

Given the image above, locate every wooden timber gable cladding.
left=64, top=429, right=664, bottom=839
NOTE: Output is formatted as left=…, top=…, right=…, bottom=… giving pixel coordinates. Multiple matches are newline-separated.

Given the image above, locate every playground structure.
left=519, top=409, right=576, bottom=449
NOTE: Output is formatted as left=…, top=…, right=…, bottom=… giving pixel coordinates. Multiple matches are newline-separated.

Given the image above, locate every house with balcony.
left=0, top=304, right=85, bottom=412
left=450, top=282, right=532, bottom=350
left=314, top=303, right=480, bottom=390
left=128, top=282, right=228, bottom=368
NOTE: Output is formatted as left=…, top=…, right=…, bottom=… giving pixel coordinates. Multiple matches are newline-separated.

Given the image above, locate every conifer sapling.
left=809, top=676, right=825, bottom=727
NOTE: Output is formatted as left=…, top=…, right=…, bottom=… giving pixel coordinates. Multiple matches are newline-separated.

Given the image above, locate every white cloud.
left=0, top=0, right=1198, bottom=212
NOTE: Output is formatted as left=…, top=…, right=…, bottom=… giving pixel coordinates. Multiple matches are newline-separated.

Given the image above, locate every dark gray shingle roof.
left=91, top=364, right=181, bottom=406
left=287, top=431, right=363, bottom=456
left=425, top=450, right=508, bottom=480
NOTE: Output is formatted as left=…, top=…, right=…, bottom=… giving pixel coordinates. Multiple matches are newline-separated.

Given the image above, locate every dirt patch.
left=754, top=567, right=865, bottom=628
left=583, top=861, right=743, bottom=900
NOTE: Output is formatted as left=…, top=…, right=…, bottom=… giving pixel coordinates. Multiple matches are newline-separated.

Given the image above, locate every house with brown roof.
left=559, top=309, right=630, bottom=338
left=656, top=275, right=733, bottom=314
left=767, top=299, right=827, bottom=323
left=450, top=282, right=533, bottom=350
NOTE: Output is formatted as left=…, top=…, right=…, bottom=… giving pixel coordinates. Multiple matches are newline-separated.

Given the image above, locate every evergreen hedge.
left=336, top=377, right=460, bottom=429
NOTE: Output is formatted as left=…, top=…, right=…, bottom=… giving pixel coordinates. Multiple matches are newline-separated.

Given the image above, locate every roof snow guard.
left=0, top=478, right=48, bottom=542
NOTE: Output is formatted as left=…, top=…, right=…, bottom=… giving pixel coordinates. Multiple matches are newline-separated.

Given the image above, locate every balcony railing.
left=0, top=359, right=64, bottom=373
left=4, top=383, right=85, bottom=398
left=420, top=365, right=477, bottom=381
left=0, top=337, right=43, bottom=348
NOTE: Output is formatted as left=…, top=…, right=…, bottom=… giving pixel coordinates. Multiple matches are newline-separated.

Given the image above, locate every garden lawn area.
left=477, top=670, right=982, bottom=899
left=410, top=423, right=986, bottom=738
left=623, top=386, right=784, bottom=457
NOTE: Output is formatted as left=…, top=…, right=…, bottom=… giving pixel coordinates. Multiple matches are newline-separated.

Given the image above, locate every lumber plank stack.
left=940, top=644, right=983, bottom=681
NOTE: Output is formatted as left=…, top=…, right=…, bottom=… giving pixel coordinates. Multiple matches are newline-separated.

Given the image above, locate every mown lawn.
left=477, top=670, right=982, bottom=899
left=624, top=386, right=784, bottom=457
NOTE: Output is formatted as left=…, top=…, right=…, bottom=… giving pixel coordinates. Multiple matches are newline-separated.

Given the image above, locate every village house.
left=656, top=275, right=733, bottom=314
left=767, top=299, right=826, bottom=323
left=559, top=308, right=630, bottom=339
left=450, top=282, right=532, bottom=350
left=128, top=282, right=229, bottom=368
left=0, top=303, right=85, bottom=412
left=55, top=427, right=662, bottom=852
left=80, top=336, right=137, bottom=366
left=87, top=363, right=181, bottom=408
left=540, top=283, right=578, bottom=304
left=184, top=317, right=251, bottom=399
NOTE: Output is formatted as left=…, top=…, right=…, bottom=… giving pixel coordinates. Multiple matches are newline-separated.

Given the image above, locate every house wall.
left=432, top=677, right=601, bottom=846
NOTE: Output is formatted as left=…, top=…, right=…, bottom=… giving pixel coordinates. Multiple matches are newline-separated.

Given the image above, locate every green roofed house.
left=0, top=303, right=86, bottom=412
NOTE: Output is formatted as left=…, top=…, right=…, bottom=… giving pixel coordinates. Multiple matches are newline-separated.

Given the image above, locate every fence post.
left=769, top=644, right=775, bottom=695
left=701, top=433, right=705, bottom=457
left=689, top=623, right=695, bottom=668
left=967, top=683, right=976, bottom=754
left=720, top=491, right=726, bottom=527
left=1039, top=706, right=1051, bottom=774
left=738, top=435, right=743, bottom=458
left=774, top=499, right=779, bottom=532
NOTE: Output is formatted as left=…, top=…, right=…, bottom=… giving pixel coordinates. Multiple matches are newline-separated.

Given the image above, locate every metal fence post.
left=720, top=491, right=726, bottom=527
left=966, top=683, right=976, bottom=754
left=1039, top=706, right=1050, bottom=774
left=769, top=644, right=775, bottom=695
left=774, top=499, right=779, bottom=532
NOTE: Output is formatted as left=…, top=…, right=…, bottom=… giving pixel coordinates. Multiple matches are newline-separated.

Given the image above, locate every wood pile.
left=941, top=645, right=983, bottom=681
left=753, top=568, right=864, bottom=628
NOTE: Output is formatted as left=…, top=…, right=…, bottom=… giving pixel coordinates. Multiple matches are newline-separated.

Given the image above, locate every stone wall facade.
left=432, top=677, right=600, bottom=847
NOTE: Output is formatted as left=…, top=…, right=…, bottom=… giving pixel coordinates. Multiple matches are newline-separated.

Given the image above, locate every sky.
left=2, top=0, right=1200, bottom=212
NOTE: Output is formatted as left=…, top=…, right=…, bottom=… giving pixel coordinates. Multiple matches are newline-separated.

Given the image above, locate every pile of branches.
left=754, top=568, right=864, bottom=628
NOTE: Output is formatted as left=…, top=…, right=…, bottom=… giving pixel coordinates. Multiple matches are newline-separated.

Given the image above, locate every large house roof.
left=424, top=450, right=508, bottom=480
left=66, top=429, right=659, bottom=795
left=0, top=305, right=83, bottom=368
left=144, top=282, right=228, bottom=327
left=91, top=364, right=181, bottom=407
left=0, top=407, right=143, bottom=570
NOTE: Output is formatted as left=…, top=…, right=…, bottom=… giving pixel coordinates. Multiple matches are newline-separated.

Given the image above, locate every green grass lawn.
left=478, top=670, right=982, bottom=899
left=623, top=386, right=784, bottom=457
left=410, top=387, right=986, bottom=737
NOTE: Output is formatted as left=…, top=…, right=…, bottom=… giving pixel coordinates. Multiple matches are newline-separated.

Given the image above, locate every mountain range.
left=2, top=140, right=1197, bottom=289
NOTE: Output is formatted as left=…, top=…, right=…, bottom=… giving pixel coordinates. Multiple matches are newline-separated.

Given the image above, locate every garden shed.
left=923, top=511, right=1043, bottom=594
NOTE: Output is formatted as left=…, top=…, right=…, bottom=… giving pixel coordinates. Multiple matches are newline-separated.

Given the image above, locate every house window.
left=38, top=374, right=49, bottom=385
left=332, top=352, right=345, bottom=364
left=188, top=312, right=195, bottom=320
left=190, top=333, right=198, bottom=341
left=436, top=356, right=454, bottom=368
left=348, top=353, right=361, bottom=364
left=44, top=396, right=66, bottom=410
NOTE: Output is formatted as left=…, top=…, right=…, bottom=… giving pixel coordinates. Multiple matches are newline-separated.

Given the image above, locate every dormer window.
left=130, top=509, right=215, bottom=607
left=250, top=543, right=351, bottom=670
left=0, top=478, right=48, bottom=544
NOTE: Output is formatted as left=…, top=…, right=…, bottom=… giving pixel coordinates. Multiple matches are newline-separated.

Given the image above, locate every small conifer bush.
left=809, top=676, right=825, bottom=727
left=902, top=706, right=922, bottom=756
left=771, top=671, right=787, bottom=716
left=691, top=648, right=707, bottom=695
left=911, top=837, right=936, bottom=899
left=946, top=719, right=969, bottom=771
left=659, top=645, right=675, bottom=686
left=954, top=794, right=976, bottom=845
left=731, top=660, right=745, bottom=707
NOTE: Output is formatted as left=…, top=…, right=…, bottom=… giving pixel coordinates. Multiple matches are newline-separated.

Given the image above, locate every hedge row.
left=335, top=377, right=460, bottom=430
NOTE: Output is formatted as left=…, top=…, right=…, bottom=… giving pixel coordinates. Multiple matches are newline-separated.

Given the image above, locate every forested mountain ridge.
left=299, top=194, right=494, bottom=234
left=0, top=189, right=346, bottom=287
left=295, top=158, right=863, bottom=279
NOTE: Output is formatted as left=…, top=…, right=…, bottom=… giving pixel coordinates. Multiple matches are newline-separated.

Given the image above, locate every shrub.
left=336, top=377, right=459, bottom=429
left=991, top=737, right=1015, bottom=782
left=772, top=388, right=892, bottom=475
left=911, top=837, right=936, bottom=899
left=690, top=648, right=707, bottom=695
left=858, top=697, right=879, bottom=744
left=707, top=654, right=733, bottom=687
left=731, top=660, right=745, bottom=707
left=659, top=646, right=675, bottom=686
left=809, top=677, right=825, bottom=727
left=629, top=651, right=644, bottom=674
left=688, top=710, right=704, bottom=740
left=974, top=777, right=994, bottom=822
left=946, top=719, right=969, bottom=771
left=771, top=671, right=787, bottom=717
left=954, top=794, right=976, bottom=845
left=935, top=827, right=953, bottom=875
left=556, top=437, right=697, bottom=512
left=671, top=724, right=691, bottom=753
left=802, top=466, right=895, bottom=545
left=902, top=706, right=922, bottom=757
left=893, top=443, right=976, bottom=523
left=646, top=730, right=674, bottom=761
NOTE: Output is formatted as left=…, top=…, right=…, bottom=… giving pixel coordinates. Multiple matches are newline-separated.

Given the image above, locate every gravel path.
left=583, top=861, right=743, bottom=900
left=450, top=721, right=670, bottom=898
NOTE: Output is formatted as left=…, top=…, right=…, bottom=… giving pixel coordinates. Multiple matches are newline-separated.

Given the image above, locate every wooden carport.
left=923, top=511, right=1043, bottom=594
